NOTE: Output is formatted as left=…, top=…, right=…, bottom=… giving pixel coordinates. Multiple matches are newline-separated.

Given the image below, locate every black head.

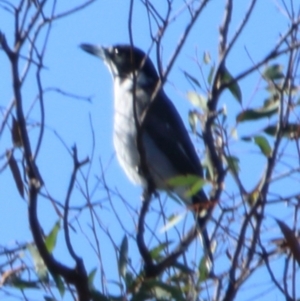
left=80, top=44, right=159, bottom=81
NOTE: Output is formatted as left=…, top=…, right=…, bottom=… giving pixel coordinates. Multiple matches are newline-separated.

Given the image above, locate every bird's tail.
left=197, top=216, right=213, bottom=272
left=193, top=190, right=214, bottom=273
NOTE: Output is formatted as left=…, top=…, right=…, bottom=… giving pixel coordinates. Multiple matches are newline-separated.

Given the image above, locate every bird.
left=80, top=43, right=213, bottom=270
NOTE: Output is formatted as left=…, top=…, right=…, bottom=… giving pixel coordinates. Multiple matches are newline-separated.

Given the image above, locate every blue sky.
left=0, top=1, right=299, bottom=300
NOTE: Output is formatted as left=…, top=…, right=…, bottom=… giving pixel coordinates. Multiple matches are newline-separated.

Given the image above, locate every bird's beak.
left=80, top=44, right=108, bottom=60
left=80, top=43, right=118, bottom=77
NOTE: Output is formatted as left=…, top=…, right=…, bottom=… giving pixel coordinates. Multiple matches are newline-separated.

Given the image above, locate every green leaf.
left=207, top=64, right=215, bottom=85
left=11, top=277, right=39, bottom=289
left=276, top=219, right=300, bottom=266
left=27, top=244, right=48, bottom=281
left=123, top=272, right=134, bottom=290
left=188, top=110, right=198, bottom=133
left=167, top=174, right=206, bottom=198
left=202, top=155, right=214, bottom=181
left=236, top=101, right=279, bottom=122
left=253, top=136, right=272, bottom=157
left=88, top=268, right=97, bottom=289
left=45, top=220, right=60, bottom=253
left=118, top=235, right=128, bottom=278
left=230, top=127, right=238, bottom=140
left=6, top=150, right=24, bottom=198
left=50, top=272, right=65, bottom=297
left=263, top=64, right=284, bottom=81
left=264, top=123, right=300, bottom=139
left=151, top=281, right=185, bottom=301
left=182, top=70, right=201, bottom=88
left=198, top=255, right=210, bottom=282
left=242, top=135, right=272, bottom=157
left=241, top=136, right=252, bottom=142
left=225, top=155, right=240, bottom=173
left=186, top=91, right=207, bottom=111
left=203, top=51, right=211, bottom=64
left=160, top=213, right=185, bottom=233
left=184, top=178, right=206, bottom=198
left=220, top=67, right=242, bottom=103
left=149, top=242, right=171, bottom=260
left=263, top=125, right=277, bottom=136
left=245, top=188, right=260, bottom=207
left=167, top=174, right=203, bottom=187
left=264, top=94, right=280, bottom=106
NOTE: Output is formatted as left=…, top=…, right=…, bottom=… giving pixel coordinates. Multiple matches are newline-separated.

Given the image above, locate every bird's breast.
left=113, top=79, right=146, bottom=186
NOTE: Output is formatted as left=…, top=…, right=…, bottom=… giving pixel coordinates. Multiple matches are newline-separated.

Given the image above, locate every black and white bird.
left=80, top=44, right=213, bottom=268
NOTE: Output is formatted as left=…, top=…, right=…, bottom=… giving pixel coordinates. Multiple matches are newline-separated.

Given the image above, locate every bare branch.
left=64, top=146, right=89, bottom=262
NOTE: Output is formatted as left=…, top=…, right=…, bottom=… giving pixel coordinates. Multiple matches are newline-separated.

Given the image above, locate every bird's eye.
left=113, top=48, right=119, bottom=55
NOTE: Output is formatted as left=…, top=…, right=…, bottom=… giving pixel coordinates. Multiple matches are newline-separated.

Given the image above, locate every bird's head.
left=80, top=44, right=159, bottom=83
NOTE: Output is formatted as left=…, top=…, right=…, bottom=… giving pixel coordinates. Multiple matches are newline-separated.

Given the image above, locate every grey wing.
left=143, top=91, right=204, bottom=177
left=143, top=92, right=213, bottom=270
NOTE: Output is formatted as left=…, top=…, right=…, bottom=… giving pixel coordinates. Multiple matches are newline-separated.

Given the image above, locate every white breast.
left=113, top=77, right=146, bottom=186
left=112, top=76, right=189, bottom=202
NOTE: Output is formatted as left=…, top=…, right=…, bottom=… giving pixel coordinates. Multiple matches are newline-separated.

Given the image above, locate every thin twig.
left=64, top=145, right=89, bottom=262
